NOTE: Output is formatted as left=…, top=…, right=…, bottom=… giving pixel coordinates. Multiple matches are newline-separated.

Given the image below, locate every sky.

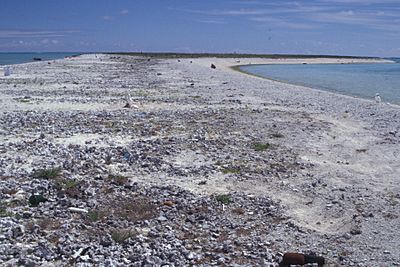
left=0, top=0, right=399, bottom=57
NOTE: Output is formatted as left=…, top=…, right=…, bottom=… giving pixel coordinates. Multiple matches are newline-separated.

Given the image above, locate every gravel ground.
left=0, top=54, right=399, bottom=266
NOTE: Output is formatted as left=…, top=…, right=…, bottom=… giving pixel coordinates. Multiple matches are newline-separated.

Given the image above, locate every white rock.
left=72, top=248, right=84, bottom=258
left=80, top=255, right=90, bottom=261
left=68, top=207, right=88, bottom=213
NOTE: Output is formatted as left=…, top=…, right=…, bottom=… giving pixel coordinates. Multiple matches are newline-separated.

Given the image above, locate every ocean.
left=0, top=52, right=82, bottom=66
left=239, top=58, right=400, bottom=105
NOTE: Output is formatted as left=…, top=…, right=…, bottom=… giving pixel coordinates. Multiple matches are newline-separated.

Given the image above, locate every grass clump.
left=61, top=179, right=80, bottom=189
left=112, top=197, right=157, bottom=222
left=108, top=174, right=129, bottom=186
left=216, top=194, right=232, bottom=205
left=28, top=194, right=47, bottom=207
left=111, top=229, right=137, bottom=244
left=87, top=210, right=105, bottom=222
left=253, top=143, right=271, bottom=151
left=0, top=202, right=13, bottom=217
left=32, top=167, right=61, bottom=179
left=37, top=218, right=61, bottom=230
left=56, top=179, right=81, bottom=198
left=232, top=207, right=246, bottom=215
left=221, top=167, right=240, bottom=174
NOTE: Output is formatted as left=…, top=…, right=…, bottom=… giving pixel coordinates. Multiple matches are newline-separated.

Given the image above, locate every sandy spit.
left=0, top=54, right=399, bottom=266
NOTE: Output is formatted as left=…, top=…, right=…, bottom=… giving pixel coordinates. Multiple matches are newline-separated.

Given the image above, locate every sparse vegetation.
left=236, top=227, right=252, bottom=237
left=111, top=197, right=157, bottom=222
left=221, top=167, right=240, bottom=174
left=0, top=202, right=13, bottom=217
left=28, top=194, right=47, bottom=207
left=216, top=194, right=232, bottom=205
left=232, top=207, right=246, bottom=215
left=37, top=218, right=61, bottom=230
left=135, top=90, right=150, bottom=97
left=32, top=167, right=61, bottom=179
left=87, top=210, right=105, bottom=222
left=253, top=143, right=271, bottom=151
left=52, top=178, right=81, bottom=197
left=62, top=179, right=80, bottom=189
left=111, top=229, right=137, bottom=243
left=108, top=174, right=129, bottom=186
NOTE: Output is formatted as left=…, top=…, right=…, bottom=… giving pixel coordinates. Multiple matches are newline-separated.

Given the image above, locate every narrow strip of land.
left=0, top=54, right=399, bottom=266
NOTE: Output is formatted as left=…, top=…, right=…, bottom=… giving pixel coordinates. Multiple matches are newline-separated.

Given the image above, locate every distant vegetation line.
left=107, top=52, right=380, bottom=59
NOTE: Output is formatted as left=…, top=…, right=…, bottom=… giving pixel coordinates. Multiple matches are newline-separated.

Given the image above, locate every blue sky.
left=0, top=0, right=399, bottom=56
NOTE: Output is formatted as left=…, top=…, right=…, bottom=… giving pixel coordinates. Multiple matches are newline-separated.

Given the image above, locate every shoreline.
left=0, top=52, right=83, bottom=67
left=229, top=63, right=400, bottom=107
left=1, top=54, right=399, bottom=266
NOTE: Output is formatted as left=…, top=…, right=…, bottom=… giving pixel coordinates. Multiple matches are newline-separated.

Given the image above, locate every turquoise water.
left=0, top=52, right=82, bottom=66
left=239, top=59, right=400, bottom=104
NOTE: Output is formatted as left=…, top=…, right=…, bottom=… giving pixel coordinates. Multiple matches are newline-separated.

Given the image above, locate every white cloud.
left=175, top=6, right=330, bottom=16
left=309, top=10, right=400, bottom=31
left=121, top=9, right=129, bottom=15
left=174, top=0, right=400, bottom=32
left=250, top=17, right=318, bottom=29
left=0, top=30, right=75, bottom=38
left=40, top=39, right=59, bottom=45
left=318, top=0, right=399, bottom=3
left=102, top=15, right=113, bottom=21
left=340, top=10, right=354, bottom=16
left=196, top=19, right=227, bottom=24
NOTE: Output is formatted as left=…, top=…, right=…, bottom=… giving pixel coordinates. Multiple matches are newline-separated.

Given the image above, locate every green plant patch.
left=32, top=168, right=61, bottom=179
left=253, top=143, right=271, bottom=151
left=62, top=179, right=80, bottom=189
left=111, top=229, right=137, bottom=243
left=87, top=210, right=105, bottom=222
left=216, top=194, right=232, bottom=205
left=0, top=202, right=12, bottom=217
left=29, top=194, right=48, bottom=207
left=221, top=167, right=240, bottom=174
